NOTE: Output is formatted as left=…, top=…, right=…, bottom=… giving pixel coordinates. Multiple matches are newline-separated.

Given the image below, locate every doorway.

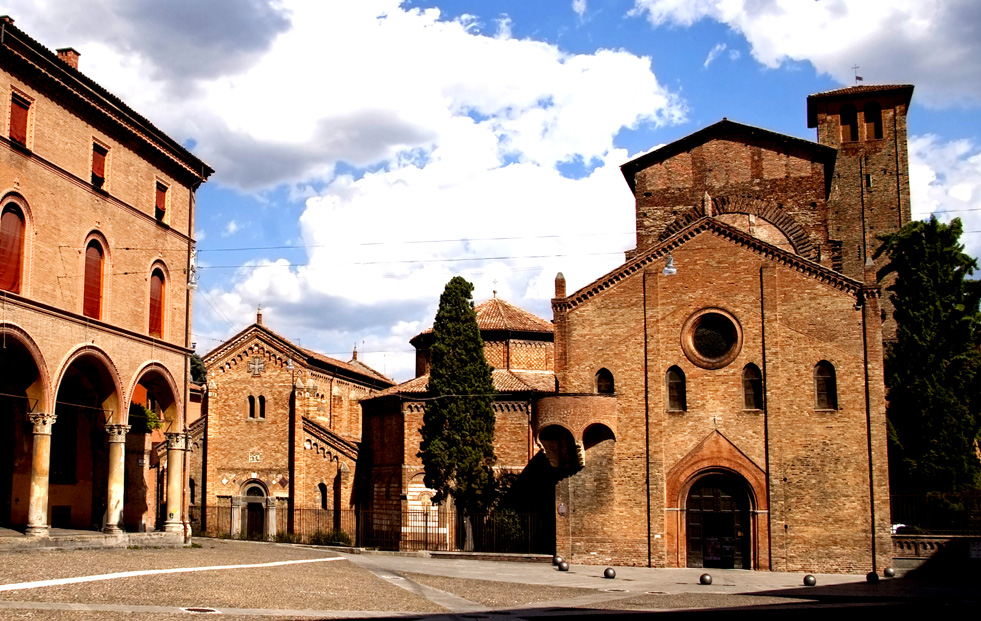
left=245, top=486, right=265, bottom=539
left=685, top=474, right=750, bottom=569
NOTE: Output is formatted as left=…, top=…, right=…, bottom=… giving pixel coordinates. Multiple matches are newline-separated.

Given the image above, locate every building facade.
left=539, top=85, right=910, bottom=572
left=0, top=17, right=212, bottom=538
left=193, top=311, right=393, bottom=539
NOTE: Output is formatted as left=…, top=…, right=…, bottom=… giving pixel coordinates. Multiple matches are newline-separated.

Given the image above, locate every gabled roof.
left=303, top=417, right=358, bottom=461
left=807, top=84, right=913, bottom=127
left=554, top=216, right=871, bottom=313
left=620, top=119, right=836, bottom=192
left=365, top=368, right=555, bottom=401
left=203, top=322, right=394, bottom=389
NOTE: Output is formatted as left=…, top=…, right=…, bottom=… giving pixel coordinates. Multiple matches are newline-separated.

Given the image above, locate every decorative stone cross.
left=249, top=356, right=265, bottom=377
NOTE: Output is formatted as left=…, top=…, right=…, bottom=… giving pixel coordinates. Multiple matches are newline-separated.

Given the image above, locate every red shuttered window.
left=155, top=182, right=167, bottom=221
left=0, top=204, right=24, bottom=292
left=149, top=268, right=164, bottom=337
left=83, top=241, right=103, bottom=319
left=91, top=143, right=107, bottom=189
left=9, top=94, right=29, bottom=146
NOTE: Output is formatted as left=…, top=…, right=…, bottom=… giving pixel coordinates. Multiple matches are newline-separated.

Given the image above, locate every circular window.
left=681, top=309, right=742, bottom=369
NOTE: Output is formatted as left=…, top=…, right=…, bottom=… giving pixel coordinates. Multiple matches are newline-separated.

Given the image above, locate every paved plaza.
left=0, top=539, right=974, bottom=619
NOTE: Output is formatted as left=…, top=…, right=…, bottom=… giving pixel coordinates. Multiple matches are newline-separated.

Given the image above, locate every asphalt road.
left=0, top=539, right=974, bottom=619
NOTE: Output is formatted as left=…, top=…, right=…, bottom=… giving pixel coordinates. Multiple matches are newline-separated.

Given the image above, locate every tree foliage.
left=418, top=276, right=497, bottom=514
left=877, top=217, right=981, bottom=493
left=190, top=352, right=207, bottom=384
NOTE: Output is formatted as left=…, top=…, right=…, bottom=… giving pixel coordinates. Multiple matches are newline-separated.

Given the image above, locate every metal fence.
left=890, top=494, right=981, bottom=534
left=190, top=505, right=553, bottom=554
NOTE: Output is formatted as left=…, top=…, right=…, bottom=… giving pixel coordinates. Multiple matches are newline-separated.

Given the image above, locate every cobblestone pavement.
left=0, top=539, right=975, bottom=619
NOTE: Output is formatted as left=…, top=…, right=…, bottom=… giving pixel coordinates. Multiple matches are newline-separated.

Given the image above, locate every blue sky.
left=7, top=0, right=981, bottom=381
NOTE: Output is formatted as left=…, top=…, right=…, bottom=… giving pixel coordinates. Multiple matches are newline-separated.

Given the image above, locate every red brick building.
left=540, top=85, right=911, bottom=572
left=0, top=17, right=212, bottom=540
left=193, top=310, right=392, bottom=539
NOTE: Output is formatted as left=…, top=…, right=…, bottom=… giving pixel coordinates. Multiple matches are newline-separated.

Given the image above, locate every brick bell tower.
left=808, top=84, right=914, bottom=339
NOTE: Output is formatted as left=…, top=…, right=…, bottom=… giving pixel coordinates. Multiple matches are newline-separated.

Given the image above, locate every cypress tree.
left=418, top=276, right=497, bottom=527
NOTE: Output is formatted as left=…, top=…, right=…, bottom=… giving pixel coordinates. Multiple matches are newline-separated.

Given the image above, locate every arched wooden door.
left=245, top=486, right=265, bottom=539
left=685, top=474, right=751, bottom=569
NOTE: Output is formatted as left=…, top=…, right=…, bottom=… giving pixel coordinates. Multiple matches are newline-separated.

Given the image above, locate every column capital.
left=28, top=412, right=56, bottom=435
left=105, top=424, right=131, bottom=443
left=165, top=432, right=188, bottom=451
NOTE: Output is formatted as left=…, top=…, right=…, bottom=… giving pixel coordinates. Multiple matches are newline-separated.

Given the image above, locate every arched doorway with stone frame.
left=242, top=480, right=268, bottom=540
left=683, top=471, right=754, bottom=570
left=0, top=324, right=51, bottom=532
left=50, top=346, right=122, bottom=532
left=127, top=363, right=183, bottom=533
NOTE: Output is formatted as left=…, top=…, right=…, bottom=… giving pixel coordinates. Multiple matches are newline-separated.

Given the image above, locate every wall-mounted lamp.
left=662, top=253, right=677, bottom=276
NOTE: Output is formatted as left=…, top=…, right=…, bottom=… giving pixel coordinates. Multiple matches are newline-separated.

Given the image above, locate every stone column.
left=265, top=497, right=277, bottom=541
left=26, top=412, right=56, bottom=537
left=103, top=424, right=130, bottom=534
left=229, top=496, right=242, bottom=538
left=164, top=432, right=187, bottom=532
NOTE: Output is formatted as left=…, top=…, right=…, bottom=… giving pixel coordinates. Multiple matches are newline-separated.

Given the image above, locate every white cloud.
left=703, top=43, right=726, bottom=68
left=909, top=134, right=981, bottom=258
left=222, top=220, right=241, bottom=236
left=573, top=0, right=588, bottom=18
left=631, top=0, right=981, bottom=106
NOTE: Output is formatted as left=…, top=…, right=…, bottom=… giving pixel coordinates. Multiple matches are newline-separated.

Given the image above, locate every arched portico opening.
left=684, top=472, right=753, bottom=569
left=538, top=425, right=579, bottom=471
left=128, top=364, right=181, bottom=532
left=0, top=327, right=49, bottom=529
left=51, top=350, right=121, bottom=531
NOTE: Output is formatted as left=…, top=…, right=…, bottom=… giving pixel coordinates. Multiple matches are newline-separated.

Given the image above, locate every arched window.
left=814, top=361, right=838, bottom=410
left=840, top=104, right=858, bottom=142
left=318, top=482, right=328, bottom=510
left=864, top=102, right=883, bottom=140
left=666, top=366, right=687, bottom=412
left=0, top=203, right=25, bottom=293
left=149, top=268, right=164, bottom=337
left=742, top=364, right=763, bottom=410
left=595, top=368, right=614, bottom=394
left=248, top=395, right=256, bottom=419
left=83, top=240, right=104, bottom=319
left=258, top=395, right=266, bottom=419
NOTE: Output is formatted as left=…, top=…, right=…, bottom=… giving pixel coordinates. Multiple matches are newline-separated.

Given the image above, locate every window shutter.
left=155, top=183, right=167, bottom=213
left=149, top=270, right=163, bottom=337
left=83, top=242, right=103, bottom=319
left=0, top=206, right=24, bottom=292
left=9, top=96, right=29, bottom=145
left=92, top=144, right=107, bottom=187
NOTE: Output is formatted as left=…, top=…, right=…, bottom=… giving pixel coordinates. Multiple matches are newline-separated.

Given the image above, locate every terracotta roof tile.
left=367, top=369, right=556, bottom=400
left=474, top=297, right=553, bottom=333
left=808, top=84, right=913, bottom=99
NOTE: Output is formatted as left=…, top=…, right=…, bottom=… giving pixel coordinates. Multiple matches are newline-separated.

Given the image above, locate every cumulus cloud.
left=573, top=0, right=588, bottom=18
left=223, top=220, right=241, bottom=237
left=631, top=0, right=981, bottom=107
left=909, top=134, right=981, bottom=258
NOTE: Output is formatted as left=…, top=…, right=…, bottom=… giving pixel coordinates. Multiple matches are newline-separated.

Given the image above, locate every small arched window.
left=0, top=203, right=25, bottom=293
left=864, top=102, right=883, bottom=140
left=840, top=104, right=858, bottom=142
left=258, top=395, right=266, bottom=419
left=666, top=366, right=687, bottom=412
left=318, top=482, right=328, bottom=510
left=248, top=395, right=256, bottom=419
left=83, top=239, right=104, bottom=319
left=149, top=268, right=164, bottom=337
left=742, top=364, right=763, bottom=410
left=595, top=368, right=614, bottom=394
left=815, top=361, right=838, bottom=410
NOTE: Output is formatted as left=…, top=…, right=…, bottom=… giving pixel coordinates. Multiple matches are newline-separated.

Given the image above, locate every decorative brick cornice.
left=555, top=217, right=864, bottom=312
left=302, top=416, right=358, bottom=461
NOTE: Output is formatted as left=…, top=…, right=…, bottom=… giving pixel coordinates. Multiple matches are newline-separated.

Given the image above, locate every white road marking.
left=0, top=556, right=344, bottom=592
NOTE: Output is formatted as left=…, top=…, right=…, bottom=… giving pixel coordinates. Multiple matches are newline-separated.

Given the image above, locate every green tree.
left=190, top=352, right=207, bottom=384
left=877, top=217, right=981, bottom=494
left=418, top=277, right=497, bottom=547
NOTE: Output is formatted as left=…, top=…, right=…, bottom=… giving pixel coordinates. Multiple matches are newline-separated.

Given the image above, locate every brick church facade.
left=191, top=310, right=393, bottom=539
left=538, top=85, right=911, bottom=572
left=0, top=17, right=212, bottom=539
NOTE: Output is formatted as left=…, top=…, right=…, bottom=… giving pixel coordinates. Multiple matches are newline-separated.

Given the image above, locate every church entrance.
left=245, top=486, right=265, bottom=539
left=685, top=474, right=750, bottom=569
